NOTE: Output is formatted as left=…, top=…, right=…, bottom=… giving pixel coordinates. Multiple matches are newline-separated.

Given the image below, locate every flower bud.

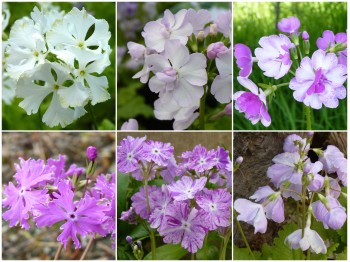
left=127, top=42, right=146, bottom=61
left=224, top=103, right=232, bottom=116
left=207, top=42, right=228, bottom=60
left=86, top=146, right=97, bottom=161
left=121, top=118, right=139, bottom=130
left=126, top=236, right=133, bottom=244
left=197, top=31, right=205, bottom=41
left=137, top=240, right=142, bottom=247
left=209, top=23, right=217, bottom=36
left=235, top=156, right=243, bottom=164
left=290, top=44, right=298, bottom=60
left=302, top=31, right=309, bottom=41
left=329, top=42, right=347, bottom=53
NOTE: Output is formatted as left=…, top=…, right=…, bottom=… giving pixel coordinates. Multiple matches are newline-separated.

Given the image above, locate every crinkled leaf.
left=143, top=244, right=187, bottom=260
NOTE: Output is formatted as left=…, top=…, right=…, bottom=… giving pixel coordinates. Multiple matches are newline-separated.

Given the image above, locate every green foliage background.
left=233, top=2, right=347, bottom=130
left=2, top=2, right=116, bottom=130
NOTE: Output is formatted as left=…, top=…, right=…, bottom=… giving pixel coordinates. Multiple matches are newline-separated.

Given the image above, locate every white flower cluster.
left=126, top=8, right=232, bottom=130
left=3, top=5, right=112, bottom=127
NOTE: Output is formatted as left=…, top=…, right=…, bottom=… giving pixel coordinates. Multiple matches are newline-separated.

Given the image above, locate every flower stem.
left=219, top=227, right=232, bottom=260
left=203, top=234, right=208, bottom=260
left=144, top=177, right=156, bottom=260
left=274, top=82, right=290, bottom=88
left=199, top=86, right=207, bottom=130
left=304, top=105, right=312, bottom=130
left=234, top=211, right=255, bottom=260
left=54, top=243, right=64, bottom=260
left=191, top=252, right=195, bottom=260
left=88, top=103, right=98, bottom=130
left=80, top=237, right=94, bottom=260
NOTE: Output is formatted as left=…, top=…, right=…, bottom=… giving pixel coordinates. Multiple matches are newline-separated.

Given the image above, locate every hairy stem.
left=88, top=103, right=98, bottom=130
left=304, top=105, right=312, bottom=130
left=199, top=86, right=207, bottom=130
left=80, top=237, right=94, bottom=260
left=219, top=227, right=232, bottom=260
left=54, top=243, right=64, bottom=260
left=234, top=211, right=255, bottom=260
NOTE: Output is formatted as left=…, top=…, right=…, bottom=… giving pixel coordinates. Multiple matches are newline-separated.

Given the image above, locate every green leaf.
left=336, top=249, right=347, bottom=260
left=143, top=244, right=188, bottom=260
left=99, top=119, right=115, bottom=130
left=196, top=244, right=219, bottom=260
left=257, top=83, right=271, bottom=89
left=234, top=245, right=261, bottom=260
left=130, top=224, right=149, bottom=240
left=117, top=173, right=130, bottom=216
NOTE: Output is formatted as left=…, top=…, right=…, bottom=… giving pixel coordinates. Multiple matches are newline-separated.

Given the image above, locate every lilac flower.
left=290, top=50, right=346, bottom=109
left=142, top=9, right=193, bottom=52
left=234, top=199, right=267, bottom=234
left=316, top=30, right=347, bottom=66
left=142, top=140, right=174, bottom=166
left=255, top=34, right=293, bottom=79
left=47, top=155, right=84, bottom=185
left=319, top=145, right=346, bottom=173
left=211, top=48, right=232, bottom=103
left=35, top=181, right=108, bottom=249
left=120, top=207, right=137, bottom=224
left=312, top=196, right=346, bottom=230
left=159, top=202, right=207, bottom=253
left=215, top=10, right=232, bottom=37
left=127, top=42, right=146, bottom=62
left=131, top=185, right=159, bottom=219
left=121, top=118, right=139, bottom=130
left=86, top=146, right=97, bottom=161
left=277, top=16, right=300, bottom=34
left=283, top=134, right=308, bottom=153
left=196, top=189, right=231, bottom=230
left=117, top=136, right=146, bottom=173
left=329, top=178, right=341, bottom=199
left=285, top=227, right=326, bottom=254
left=184, top=9, right=211, bottom=35
left=233, top=76, right=271, bottom=127
left=3, top=158, right=54, bottom=229
left=190, top=145, right=217, bottom=172
left=302, top=31, right=309, bottom=41
left=168, top=176, right=207, bottom=201
left=207, top=42, right=228, bottom=60
left=147, top=40, right=207, bottom=107
left=250, top=186, right=285, bottom=223
left=234, top=44, right=253, bottom=78
left=214, top=146, right=231, bottom=171
left=305, top=162, right=324, bottom=192
left=149, top=186, right=172, bottom=230
left=160, top=157, right=179, bottom=184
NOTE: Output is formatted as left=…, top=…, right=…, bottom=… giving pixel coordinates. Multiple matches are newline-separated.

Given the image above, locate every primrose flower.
left=234, top=43, right=253, bottom=78
left=121, top=118, right=139, bottom=130
left=277, top=16, right=300, bottom=34
left=168, top=176, right=207, bottom=201
left=233, top=76, right=271, bottom=127
left=290, top=50, right=346, bottom=109
left=255, top=34, right=293, bottom=79
left=207, top=42, right=228, bottom=60
left=316, top=30, right=347, bottom=66
left=141, top=140, right=174, bottom=166
left=117, top=136, right=146, bottom=173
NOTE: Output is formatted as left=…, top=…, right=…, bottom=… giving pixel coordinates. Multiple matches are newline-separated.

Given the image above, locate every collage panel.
left=117, top=132, right=232, bottom=259
left=233, top=2, right=347, bottom=130
left=2, top=2, right=116, bottom=130
left=233, top=132, right=347, bottom=260
left=2, top=132, right=116, bottom=259
left=117, top=2, right=232, bottom=131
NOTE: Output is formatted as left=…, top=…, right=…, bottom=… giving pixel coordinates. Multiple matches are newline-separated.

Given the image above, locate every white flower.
left=2, top=3, right=10, bottom=31
left=46, top=7, right=111, bottom=53
left=285, top=227, right=327, bottom=254
left=211, top=48, right=232, bottom=103
left=147, top=40, right=207, bottom=107
left=30, top=6, right=64, bottom=34
left=142, top=9, right=193, bottom=52
left=16, top=62, right=87, bottom=127
left=184, top=9, right=211, bottom=35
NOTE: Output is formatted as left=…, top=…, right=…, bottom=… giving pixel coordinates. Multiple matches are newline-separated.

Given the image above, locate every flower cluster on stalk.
left=118, top=136, right=232, bottom=254
left=119, top=5, right=232, bottom=130
left=234, top=134, right=347, bottom=254
left=2, top=147, right=115, bottom=250
left=234, top=16, right=347, bottom=127
left=2, top=4, right=112, bottom=127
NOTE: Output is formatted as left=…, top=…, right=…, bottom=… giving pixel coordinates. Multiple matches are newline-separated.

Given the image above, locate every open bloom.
left=168, top=176, right=207, bottom=201
left=285, top=227, right=327, bottom=254
left=255, top=34, right=293, bottom=79
left=233, top=77, right=271, bottom=127
left=234, top=44, right=253, bottom=78
left=159, top=202, right=207, bottom=253
left=147, top=40, right=207, bottom=107
left=316, top=30, right=347, bottom=66
left=290, top=50, right=346, bottom=109
left=277, top=16, right=300, bottom=34
left=117, top=136, right=146, bottom=173
left=234, top=199, right=267, bottom=233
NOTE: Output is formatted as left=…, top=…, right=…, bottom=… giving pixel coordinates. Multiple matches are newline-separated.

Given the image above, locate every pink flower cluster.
left=3, top=150, right=115, bottom=249
left=234, top=134, right=347, bottom=254
left=118, top=136, right=232, bottom=253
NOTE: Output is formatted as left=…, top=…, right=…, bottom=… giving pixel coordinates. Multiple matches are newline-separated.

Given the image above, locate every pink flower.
left=277, top=16, right=300, bottom=34
left=316, top=30, right=347, bottom=66
left=141, top=140, right=174, bottom=166
left=159, top=202, right=207, bottom=253
left=86, top=146, right=97, bottom=161
left=234, top=43, right=253, bottom=77
left=117, top=136, right=146, bottom=174
left=207, top=42, right=228, bottom=60
left=233, top=77, right=271, bottom=127
left=290, top=50, right=346, bottom=109
left=168, top=176, right=207, bottom=201
left=35, top=181, right=109, bottom=249
left=234, top=199, right=267, bottom=234
left=255, top=34, right=293, bottom=79
left=215, top=11, right=232, bottom=37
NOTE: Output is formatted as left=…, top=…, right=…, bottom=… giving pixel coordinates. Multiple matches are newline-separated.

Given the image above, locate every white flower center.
left=127, top=152, right=134, bottom=160
left=67, top=212, right=78, bottom=221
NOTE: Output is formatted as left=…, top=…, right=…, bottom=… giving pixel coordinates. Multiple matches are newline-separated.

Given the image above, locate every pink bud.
left=86, top=146, right=98, bottom=161
left=207, top=42, right=228, bottom=60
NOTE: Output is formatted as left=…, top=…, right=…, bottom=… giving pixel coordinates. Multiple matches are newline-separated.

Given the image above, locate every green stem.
left=88, top=103, right=98, bottom=130
left=297, top=45, right=304, bottom=61
left=304, top=105, right=312, bottom=130
left=274, top=82, right=290, bottom=88
left=144, top=177, right=156, bottom=260
left=234, top=211, right=255, bottom=260
left=219, top=227, right=232, bottom=260
left=199, top=86, right=207, bottom=130
left=203, top=234, right=208, bottom=260
left=191, top=252, right=195, bottom=260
